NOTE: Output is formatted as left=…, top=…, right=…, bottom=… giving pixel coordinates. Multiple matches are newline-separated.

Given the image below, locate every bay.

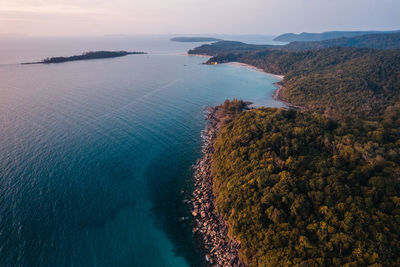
left=0, top=36, right=284, bottom=266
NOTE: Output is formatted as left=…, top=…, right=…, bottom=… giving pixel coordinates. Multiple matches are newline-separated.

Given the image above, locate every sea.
left=0, top=34, right=284, bottom=266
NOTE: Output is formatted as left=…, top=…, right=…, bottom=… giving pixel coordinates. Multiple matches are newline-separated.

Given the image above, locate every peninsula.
left=22, top=51, right=146, bottom=64
left=170, top=37, right=221, bottom=43
left=274, top=30, right=400, bottom=42
left=190, top=32, right=400, bottom=266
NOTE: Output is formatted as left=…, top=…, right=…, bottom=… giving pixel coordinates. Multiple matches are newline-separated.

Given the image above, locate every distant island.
left=22, top=51, right=147, bottom=64
left=170, top=37, right=222, bottom=43
left=189, top=32, right=400, bottom=55
left=274, top=30, right=400, bottom=42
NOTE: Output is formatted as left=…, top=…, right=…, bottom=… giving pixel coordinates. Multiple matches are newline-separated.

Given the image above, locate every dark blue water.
left=0, top=36, right=284, bottom=266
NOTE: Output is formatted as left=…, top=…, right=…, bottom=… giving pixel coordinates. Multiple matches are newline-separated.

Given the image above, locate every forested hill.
left=189, top=32, right=400, bottom=54
left=285, top=32, right=400, bottom=50
left=274, top=30, right=400, bottom=42
left=188, top=41, right=274, bottom=56
left=194, top=31, right=400, bottom=267
left=211, top=105, right=400, bottom=266
left=190, top=45, right=400, bottom=119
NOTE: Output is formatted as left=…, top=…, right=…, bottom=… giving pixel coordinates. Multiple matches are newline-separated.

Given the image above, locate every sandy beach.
left=187, top=53, right=212, bottom=58
left=227, top=62, right=284, bottom=80
left=227, top=61, right=305, bottom=110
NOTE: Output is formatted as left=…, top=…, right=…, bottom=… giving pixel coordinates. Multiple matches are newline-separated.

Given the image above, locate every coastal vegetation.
left=191, top=32, right=400, bottom=266
left=190, top=44, right=400, bottom=118
left=189, top=32, right=400, bottom=54
left=283, top=32, right=400, bottom=50
left=273, top=30, right=400, bottom=42
left=23, top=51, right=146, bottom=64
left=211, top=105, right=400, bottom=266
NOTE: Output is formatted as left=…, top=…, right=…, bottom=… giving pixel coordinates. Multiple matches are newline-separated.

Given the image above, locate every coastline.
left=191, top=106, right=245, bottom=267
left=273, top=83, right=306, bottom=110
left=190, top=58, right=304, bottom=266
left=227, top=62, right=284, bottom=79
left=187, top=53, right=212, bottom=58
left=227, top=61, right=305, bottom=110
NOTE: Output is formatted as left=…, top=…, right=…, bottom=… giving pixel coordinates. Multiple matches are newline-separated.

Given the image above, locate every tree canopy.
left=211, top=106, right=400, bottom=266
left=190, top=45, right=400, bottom=119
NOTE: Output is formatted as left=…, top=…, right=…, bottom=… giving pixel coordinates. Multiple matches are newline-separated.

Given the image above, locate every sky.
left=0, top=0, right=399, bottom=37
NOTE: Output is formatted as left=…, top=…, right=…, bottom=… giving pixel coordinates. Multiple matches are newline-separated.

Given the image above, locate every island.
left=190, top=32, right=400, bottom=266
left=170, top=37, right=222, bottom=43
left=274, top=30, right=400, bottom=42
left=22, top=51, right=147, bottom=64
left=189, top=32, right=400, bottom=55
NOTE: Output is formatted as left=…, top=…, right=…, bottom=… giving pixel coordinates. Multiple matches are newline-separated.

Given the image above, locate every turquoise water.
left=0, top=36, right=284, bottom=266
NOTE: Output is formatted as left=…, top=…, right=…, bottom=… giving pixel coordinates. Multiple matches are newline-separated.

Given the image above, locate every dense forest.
left=189, top=32, right=400, bottom=53
left=190, top=45, right=400, bottom=119
left=191, top=31, right=400, bottom=266
left=189, top=41, right=274, bottom=56
left=274, top=30, right=400, bottom=42
left=283, top=32, right=400, bottom=50
left=211, top=104, right=400, bottom=266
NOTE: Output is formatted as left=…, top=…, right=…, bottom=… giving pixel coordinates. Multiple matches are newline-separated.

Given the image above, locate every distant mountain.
left=189, top=32, right=400, bottom=56
left=285, top=32, right=400, bottom=50
left=274, top=30, right=400, bottom=42
left=188, top=41, right=273, bottom=56
left=170, top=37, right=222, bottom=43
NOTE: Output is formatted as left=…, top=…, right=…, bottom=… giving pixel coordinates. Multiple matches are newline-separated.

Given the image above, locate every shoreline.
left=189, top=57, right=304, bottom=266
left=191, top=106, right=245, bottom=267
left=227, top=62, right=284, bottom=79
left=226, top=61, right=305, bottom=110
left=273, top=83, right=306, bottom=110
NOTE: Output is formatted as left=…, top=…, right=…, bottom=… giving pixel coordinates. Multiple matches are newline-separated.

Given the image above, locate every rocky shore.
left=191, top=106, right=245, bottom=267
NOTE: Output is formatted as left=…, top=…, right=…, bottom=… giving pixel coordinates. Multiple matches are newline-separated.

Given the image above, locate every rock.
left=190, top=107, right=246, bottom=267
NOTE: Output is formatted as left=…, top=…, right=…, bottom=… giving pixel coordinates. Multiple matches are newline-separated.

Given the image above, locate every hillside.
left=189, top=32, right=400, bottom=55
left=285, top=32, right=400, bottom=50
left=212, top=106, right=400, bottom=266
left=274, top=30, right=400, bottom=42
left=188, top=41, right=273, bottom=56
left=190, top=44, right=400, bottom=119
left=191, top=37, right=400, bottom=266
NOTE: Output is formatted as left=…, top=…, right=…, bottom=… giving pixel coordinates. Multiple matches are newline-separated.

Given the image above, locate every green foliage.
left=211, top=108, right=400, bottom=266
left=193, top=46, right=400, bottom=119
left=39, top=51, right=145, bottom=64
left=188, top=41, right=274, bottom=56
left=221, top=99, right=248, bottom=115
left=283, top=32, right=400, bottom=50
left=274, top=31, right=400, bottom=43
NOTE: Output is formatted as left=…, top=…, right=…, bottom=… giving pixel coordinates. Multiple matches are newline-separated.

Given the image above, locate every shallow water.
left=0, top=36, right=284, bottom=266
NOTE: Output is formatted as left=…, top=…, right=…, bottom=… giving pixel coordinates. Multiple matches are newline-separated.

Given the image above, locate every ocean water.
left=0, top=36, right=284, bottom=266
